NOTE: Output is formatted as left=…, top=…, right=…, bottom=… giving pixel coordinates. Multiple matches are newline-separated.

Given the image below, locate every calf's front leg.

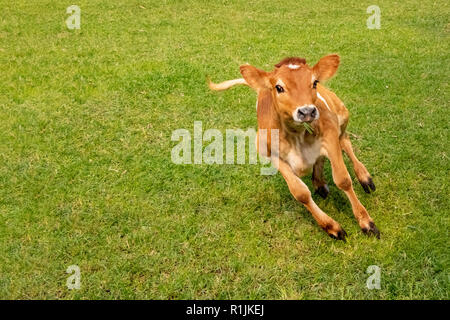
left=276, top=158, right=347, bottom=240
left=323, top=133, right=380, bottom=238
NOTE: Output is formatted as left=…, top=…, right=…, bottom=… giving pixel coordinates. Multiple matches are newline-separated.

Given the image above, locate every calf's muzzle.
left=294, top=105, right=319, bottom=123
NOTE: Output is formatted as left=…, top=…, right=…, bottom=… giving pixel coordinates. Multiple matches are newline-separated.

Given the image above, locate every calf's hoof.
left=315, top=184, right=330, bottom=199
left=360, top=177, right=376, bottom=194
left=329, top=229, right=348, bottom=241
left=323, top=223, right=347, bottom=242
left=362, top=221, right=380, bottom=239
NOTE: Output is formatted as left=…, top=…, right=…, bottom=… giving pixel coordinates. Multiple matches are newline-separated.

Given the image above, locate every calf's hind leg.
left=312, top=156, right=329, bottom=199
left=340, top=133, right=376, bottom=194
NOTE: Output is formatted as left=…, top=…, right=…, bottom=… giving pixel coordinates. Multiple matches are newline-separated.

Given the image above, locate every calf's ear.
left=240, top=65, right=270, bottom=91
left=312, top=54, right=340, bottom=81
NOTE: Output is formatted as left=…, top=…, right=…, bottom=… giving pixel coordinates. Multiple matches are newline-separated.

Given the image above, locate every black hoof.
left=360, top=177, right=376, bottom=194
left=329, top=228, right=348, bottom=242
left=362, top=221, right=380, bottom=239
left=315, top=184, right=330, bottom=199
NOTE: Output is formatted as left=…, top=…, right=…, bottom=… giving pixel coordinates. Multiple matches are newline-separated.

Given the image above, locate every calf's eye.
left=275, top=85, right=284, bottom=93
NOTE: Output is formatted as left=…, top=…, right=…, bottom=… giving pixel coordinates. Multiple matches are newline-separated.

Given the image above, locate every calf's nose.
left=296, top=105, right=319, bottom=122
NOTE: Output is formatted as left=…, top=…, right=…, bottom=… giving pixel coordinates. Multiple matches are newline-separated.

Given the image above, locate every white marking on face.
left=316, top=92, right=331, bottom=111
left=288, top=64, right=300, bottom=70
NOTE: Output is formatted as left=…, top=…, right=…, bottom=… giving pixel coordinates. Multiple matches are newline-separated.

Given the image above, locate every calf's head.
left=240, top=55, right=340, bottom=129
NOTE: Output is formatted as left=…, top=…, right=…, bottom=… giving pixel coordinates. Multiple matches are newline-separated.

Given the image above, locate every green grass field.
left=0, top=0, right=448, bottom=299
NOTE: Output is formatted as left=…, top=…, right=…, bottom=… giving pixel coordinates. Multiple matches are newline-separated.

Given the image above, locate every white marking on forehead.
left=288, top=64, right=300, bottom=69
left=276, top=79, right=286, bottom=87
left=316, top=92, right=331, bottom=111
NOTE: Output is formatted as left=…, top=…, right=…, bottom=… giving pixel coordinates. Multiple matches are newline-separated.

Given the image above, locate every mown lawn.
left=0, top=0, right=448, bottom=299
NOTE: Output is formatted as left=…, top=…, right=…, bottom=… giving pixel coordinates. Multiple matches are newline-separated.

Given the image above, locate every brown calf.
left=209, top=55, right=379, bottom=240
